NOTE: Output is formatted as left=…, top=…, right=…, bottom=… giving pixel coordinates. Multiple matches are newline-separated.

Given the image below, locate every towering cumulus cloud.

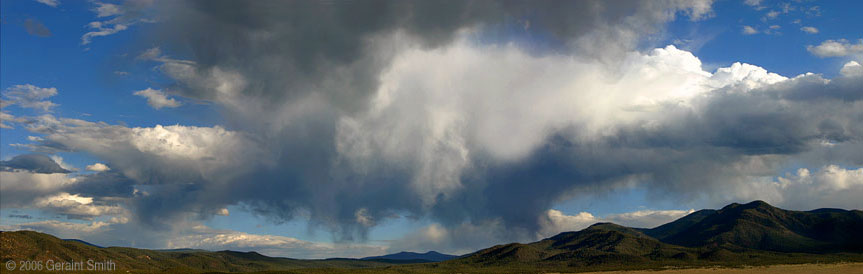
left=11, top=0, right=863, bottom=250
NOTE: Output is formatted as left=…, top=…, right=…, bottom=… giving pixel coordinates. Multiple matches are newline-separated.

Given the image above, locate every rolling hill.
left=0, top=230, right=392, bottom=272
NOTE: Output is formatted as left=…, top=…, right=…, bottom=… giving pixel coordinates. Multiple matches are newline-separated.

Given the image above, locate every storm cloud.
left=8, top=0, right=863, bottom=251
left=0, top=153, right=70, bottom=174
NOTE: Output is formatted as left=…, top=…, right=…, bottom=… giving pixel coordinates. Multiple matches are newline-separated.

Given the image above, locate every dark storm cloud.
left=27, top=0, right=857, bottom=247
left=65, top=171, right=137, bottom=198
left=8, top=214, right=33, bottom=219
left=152, top=0, right=708, bottom=111
left=112, top=0, right=711, bottom=240
left=0, top=153, right=70, bottom=174
left=6, top=0, right=861, bottom=255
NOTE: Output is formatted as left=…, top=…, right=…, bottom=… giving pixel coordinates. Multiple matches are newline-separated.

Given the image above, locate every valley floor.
left=569, top=263, right=863, bottom=274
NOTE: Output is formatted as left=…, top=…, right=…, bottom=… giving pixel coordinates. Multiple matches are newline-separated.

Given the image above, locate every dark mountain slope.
left=456, top=201, right=863, bottom=269
left=639, top=209, right=717, bottom=239
left=462, top=223, right=695, bottom=266
left=643, top=200, right=863, bottom=253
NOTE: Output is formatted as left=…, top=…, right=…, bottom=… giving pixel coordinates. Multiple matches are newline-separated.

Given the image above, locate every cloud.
left=743, top=0, right=765, bottom=10
left=0, top=219, right=121, bottom=235
left=807, top=39, right=863, bottom=57
left=0, top=171, right=76, bottom=208
left=34, top=192, right=126, bottom=218
left=165, top=226, right=386, bottom=258
left=0, top=157, right=133, bottom=220
left=727, top=165, right=863, bottom=210
left=93, top=2, right=122, bottom=17
left=743, top=0, right=762, bottom=7
left=35, top=0, right=59, bottom=7
left=9, top=214, right=34, bottom=219
left=24, top=18, right=52, bottom=37
left=150, top=0, right=712, bottom=106
left=537, top=208, right=693, bottom=237
left=538, top=210, right=599, bottom=237
left=0, top=109, right=28, bottom=129
left=2, top=84, right=58, bottom=112
left=841, top=61, right=863, bottom=78
left=15, top=115, right=262, bottom=226
left=63, top=170, right=137, bottom=199
left=8, top=0, right=863, bottom=254
left=800, top=26, right=818, bottom=34
left=765, top=24, right=781, bottom=35
left=133, top=88, right=181, bottom=109
left=81, top=22, right=128, bottom=45
left=386, top=221, right=518, bottom=255
left=81, top=0, right=155, bottom=45
left=604, top=209, right=695, bottom=228
left=0, top=153, right=71, bottom=174
left=742, top=25, right=758, bottom=35
left=17, top=47, right=863, bottom=249
left=50, top=155, right=78, bottom=172
left=86, top=163, right=111, bottom=172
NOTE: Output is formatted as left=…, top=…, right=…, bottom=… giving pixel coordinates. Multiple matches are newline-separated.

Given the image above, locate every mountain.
left=0, top=230, right=393, bottom=272
left=62, top=238, right=103, bottom=248
left=454, top=201, right=863, bottom=270
left=641, top=200, right=863, bottom=253
left=460, top=223, right=696, bottom=267
left=362, top=251, right=458, bottom=262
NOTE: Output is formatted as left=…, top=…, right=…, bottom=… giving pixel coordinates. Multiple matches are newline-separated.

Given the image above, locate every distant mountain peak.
left=587, top=222, right=620, bottom=228
left=725, top=200, right=773, bottom=208
left=743, top=200, right=773, bottom=209
left=361, top=250, right=458, bottom=262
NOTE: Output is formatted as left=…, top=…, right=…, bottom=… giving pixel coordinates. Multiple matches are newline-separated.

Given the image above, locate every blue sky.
left=1, top=0, right=862, bottom=258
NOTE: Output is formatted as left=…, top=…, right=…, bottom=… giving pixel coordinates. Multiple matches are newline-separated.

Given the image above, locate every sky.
left=1, top=0, right=862, bottom=259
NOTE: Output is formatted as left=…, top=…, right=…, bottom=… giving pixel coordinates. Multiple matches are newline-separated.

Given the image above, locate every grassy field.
left=573, top=263, right=863, bottom=274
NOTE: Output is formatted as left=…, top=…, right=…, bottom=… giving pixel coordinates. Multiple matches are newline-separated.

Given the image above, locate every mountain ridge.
left=361, top=251, right=458, bottom=262
left=640, top=200, right=863, bottom=253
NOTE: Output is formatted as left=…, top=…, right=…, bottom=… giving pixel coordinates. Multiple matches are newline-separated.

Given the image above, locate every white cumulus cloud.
left=840, top=61, right=863, bottom=77
left=34, top=192, right=125, bottom=218
left=807, top=39, right=863, bottom=57
left=538, top=208, right=694, bottom=237
left=86, top=163, right=111, bottom=172
left=133, top=88, right=181, bottom=109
